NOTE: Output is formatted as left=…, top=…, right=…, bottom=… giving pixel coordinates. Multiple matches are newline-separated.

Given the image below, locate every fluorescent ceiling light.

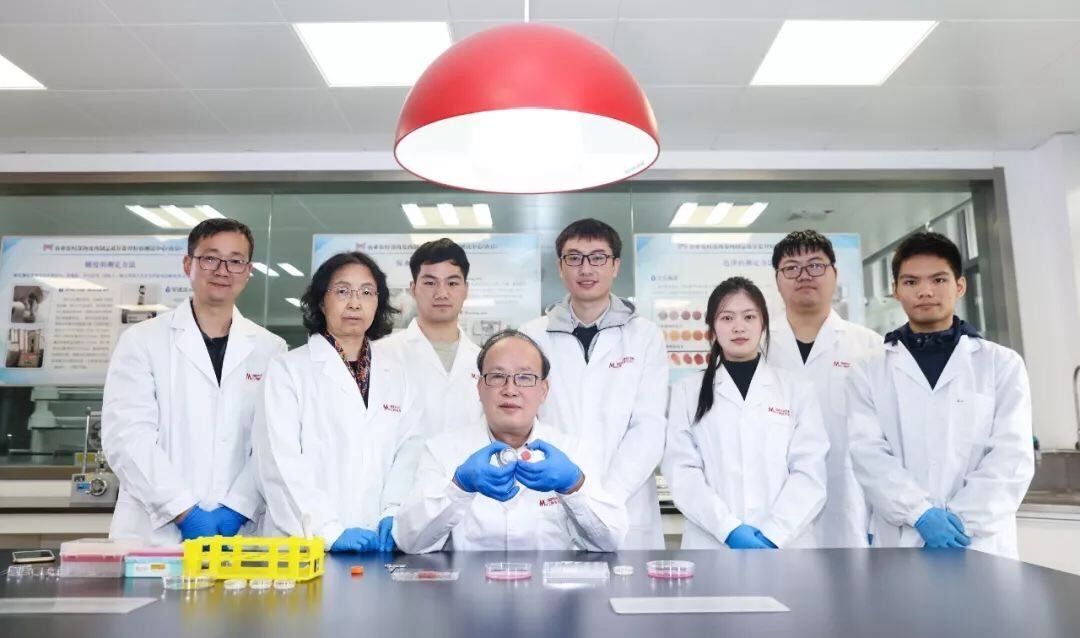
left=436, top=203, right=460, bottom=226
left=126, top=204, right=227, bottom=229
left=162, top=205, right=198, bottom=227
left=404, top=204, right=491, bottom=229
left=0, top=54, right=44, bottom=90
left=126, top=205, right=171, bottom=229
left=751, top=20, right=937, bottom=86
left=738, top=202, right=768, bottom=226
left=294, top=22, right=452, bottom=87
left=252, top=262, right=279, bottom=277
left=472, top=204, right=493, bottom=228
left=285, top=297, right=301, bottom=308
left=402, top=203, right=427, bottom=227
left=704, top=202, right=734, bottom=226
left=668, top=202, right=769, bottom=229
left=670, top=202, right=698, bottom=228
left=277, top=263, right=304, bottom=277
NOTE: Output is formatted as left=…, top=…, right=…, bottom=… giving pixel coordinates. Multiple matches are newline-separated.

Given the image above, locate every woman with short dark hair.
left=253, top=251, right=420, bottom=553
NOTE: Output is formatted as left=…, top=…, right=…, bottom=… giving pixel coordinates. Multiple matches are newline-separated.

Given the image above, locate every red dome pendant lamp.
left=395, top=23, right=659, bottom=194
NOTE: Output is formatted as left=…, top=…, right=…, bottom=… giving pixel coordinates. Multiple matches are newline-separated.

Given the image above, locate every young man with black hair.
left=380, top=238, right=483, bottom=437
left=103, top=218, right=287, bottom=545
left=848, top=231, right=1033, bottom=557
left=522, top=218, right=668, bottom=549
left=767, top=230, right=882, bottom=548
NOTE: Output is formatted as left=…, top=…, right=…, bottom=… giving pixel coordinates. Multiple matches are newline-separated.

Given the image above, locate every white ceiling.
left=0, top=0, right=1078, bottom=153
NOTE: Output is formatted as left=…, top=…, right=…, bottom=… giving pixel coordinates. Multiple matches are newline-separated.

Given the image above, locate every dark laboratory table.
left=1, top=548, right=1079, bottom=638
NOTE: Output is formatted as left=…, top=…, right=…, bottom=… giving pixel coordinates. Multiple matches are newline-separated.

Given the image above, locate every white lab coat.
left=848, top=335, right=1034, bottom=558
left=393, top=420, right=628, bottom=553
left=102, top=300, right=286, bottom=545
left=377, top=319, right=482, bottom=437
left=662, top=361, right=830, bottom=549
left=521, top=295, right=668, bottom=550
left=252, top=334, right=422, bottom=546
left=768, top=310, right=883, bottom=548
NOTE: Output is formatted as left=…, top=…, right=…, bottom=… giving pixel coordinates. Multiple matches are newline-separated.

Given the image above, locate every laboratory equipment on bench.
left=11, top=549, right=54, bottom=564
left=389, top=569, right=460, bottom=582
left=646, top=560, right=695, bottom=580
left=70, top=409, right=118, bottom=505
left=182, top=535, right=325, bottom=583
left=485, top=562, right=532, bottom=581
left=542, top=561, right=610, bottom=583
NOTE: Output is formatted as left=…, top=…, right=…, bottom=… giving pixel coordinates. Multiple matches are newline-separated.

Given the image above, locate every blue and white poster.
left=634, top=233, right=865, bottom=375
left=0, top=235, right=191, bottom=385
left=312, top=234, right=541, bottom=344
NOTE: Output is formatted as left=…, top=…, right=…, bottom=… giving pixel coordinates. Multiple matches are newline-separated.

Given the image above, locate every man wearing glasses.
left=103, top=218, right=286, bottom=545
left=522, top=218, right=667, bottom=549
left=394, top=330, right=627, bottom=552
left=766, top=230, right=882, bottom=548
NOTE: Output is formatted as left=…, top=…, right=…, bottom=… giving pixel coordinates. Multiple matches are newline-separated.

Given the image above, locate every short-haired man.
left=767, top=230, right=883, bottom=548
left=522, top=218, right=668, bottom=549
left=103, top=219, right=286, bottom=544
left=394, top=330, right=627, bottom=552
left=379, top=238, right=482, bottom=437
left=848, top=231, right=1033, bottom=557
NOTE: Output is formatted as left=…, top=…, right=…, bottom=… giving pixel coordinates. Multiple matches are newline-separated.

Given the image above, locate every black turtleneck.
left=724, top=356, right=760, bottom=399
left=884, top=317, right=982, bottom=389
left=573, top=324, right=599, bottom=362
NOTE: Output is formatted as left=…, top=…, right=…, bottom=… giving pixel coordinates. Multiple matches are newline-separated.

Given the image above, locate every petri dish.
left=249, top=578, right=273, bottom=591
left=646, top=560, right=694, bottom=580
left=497, top=447, right=518, bottom=466
left=162, top=575, right=213, bottom=591
left=273, top=579, right=296, bottom=591
left=223, top=579, right=247, bottom=591
left=613, top=565, right=634, bottom=576
left=485, top=562, right=532, bottom=581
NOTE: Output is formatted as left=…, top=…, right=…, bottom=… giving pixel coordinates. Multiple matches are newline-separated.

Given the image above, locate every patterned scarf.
left=322, top=331, right=372, bottom=406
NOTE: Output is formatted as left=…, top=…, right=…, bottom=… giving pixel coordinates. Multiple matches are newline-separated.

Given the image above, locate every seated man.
left=393, top=329, right=628, bottom=553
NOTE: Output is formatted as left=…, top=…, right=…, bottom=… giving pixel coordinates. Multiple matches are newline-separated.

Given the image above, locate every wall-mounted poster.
left=312, top=234, right=541, bottom=345
left=0, top=235, right=191, bottom=385
left=634, top=233, right=865, bottom=378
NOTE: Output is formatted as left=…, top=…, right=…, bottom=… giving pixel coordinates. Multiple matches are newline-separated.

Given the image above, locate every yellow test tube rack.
left=182, top=536, right=325, bottom=582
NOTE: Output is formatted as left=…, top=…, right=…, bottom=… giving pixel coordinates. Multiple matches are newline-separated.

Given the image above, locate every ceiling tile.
left=130, top=24, right=323, bottom=88
left=196, top=89, right=350, bottom=135
left=536, top=19, right=617, bottom=50
left=0, top=92, right=104, bottom=137
left=0, top=25, right=181, bottom=89
left=614, top=20, right=781, bottom=85
left=332, top=87, right=410, bottom=142
left=274, top=0, right=451, bottom=22
left=449, top=0, right=524, bottom=21
left=532, top=0, right=621, bottom=20
left=65, top=90, right=227, bottom=136
left=731, top=87, right=872, bottom=133
left=101, top=0, right=285, bottom=24
left=645, top=86, right=737, bottom=149
left=0, top=0, right=118, bottom=23
left=787, top=0, right=1080, bottom=20
left=619, top=0, right=792, bottom=20
left=888, top=21, right=1080, bottom=87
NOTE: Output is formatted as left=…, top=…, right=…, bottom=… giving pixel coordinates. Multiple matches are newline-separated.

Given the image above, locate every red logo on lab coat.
left=609, top=356, right=635, bottom=369
left=245, top=373, right=263, bottom=381
left=538, top=496, right=560, bottom=507
left=382, top=404, right=401, bottom=413
left=832, top=360, right=852, bottom=368
left=767, top=406, right=791, bottom=417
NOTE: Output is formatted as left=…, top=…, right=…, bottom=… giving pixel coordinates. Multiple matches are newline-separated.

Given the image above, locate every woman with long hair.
left=662, top=276, right=829, bottom=549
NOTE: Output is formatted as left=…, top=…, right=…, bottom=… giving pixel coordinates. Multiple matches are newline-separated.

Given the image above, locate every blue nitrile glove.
left=377, top=516, right=395, bottom=552
left=915, top=507, right=971, bottom=549
left=514, top=440, right=583, bottom=494
left=725, top=524, right=773, bottom=549
left=453, top=441, right=520, bottom=502
left=213, top=506, right=248, bottom=537
left=176, top=506, right=218, bottom=540
left=755, top=530, right=778, bottom=549
left=330, top=527, right=379, bottom=553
